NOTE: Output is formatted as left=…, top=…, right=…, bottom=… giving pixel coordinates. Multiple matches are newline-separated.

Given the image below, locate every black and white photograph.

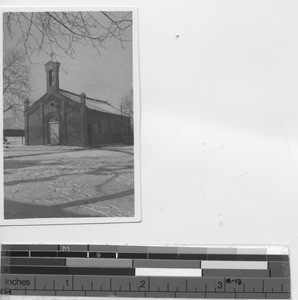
left=1, top=9, right=140, bottom=224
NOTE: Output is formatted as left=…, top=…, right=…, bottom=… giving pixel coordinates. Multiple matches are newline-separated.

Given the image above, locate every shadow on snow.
left=4, top=165, right=133, bottom=187
left=4, top=198, right=106, bottom=219
left=4, top=188, right=134, bottom=219
left=52, top=189, right=134, bottom=209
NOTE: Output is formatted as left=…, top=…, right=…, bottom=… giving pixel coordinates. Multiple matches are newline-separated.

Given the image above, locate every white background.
left=1, top=0, right=298, bottom=298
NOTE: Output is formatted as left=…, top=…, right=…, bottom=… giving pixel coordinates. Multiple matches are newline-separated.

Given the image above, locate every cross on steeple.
left=50, top=51, right=54, bottom=61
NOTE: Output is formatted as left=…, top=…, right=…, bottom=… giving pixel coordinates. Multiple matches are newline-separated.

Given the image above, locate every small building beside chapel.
left=24, top=60, right=131, bottom=147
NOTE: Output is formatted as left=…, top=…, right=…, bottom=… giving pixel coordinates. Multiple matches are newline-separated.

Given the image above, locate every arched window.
left=101, top=120, right=104, bottom=134
left=49, top=69, right=53, bottom=86
left=102, top=120, right=107, bottom=134
left=111, top=121, right=116, bottom=135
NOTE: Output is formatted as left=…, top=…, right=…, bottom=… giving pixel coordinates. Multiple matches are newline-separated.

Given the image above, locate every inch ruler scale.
left=0, top=244, right=291, bottom=299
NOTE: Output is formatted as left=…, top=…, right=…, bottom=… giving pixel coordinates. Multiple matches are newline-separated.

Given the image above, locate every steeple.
left=45, top=60, right=60, bottom=93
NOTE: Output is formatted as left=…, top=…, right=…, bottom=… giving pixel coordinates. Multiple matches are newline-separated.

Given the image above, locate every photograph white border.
left=0, top=6, right=141, bottom=226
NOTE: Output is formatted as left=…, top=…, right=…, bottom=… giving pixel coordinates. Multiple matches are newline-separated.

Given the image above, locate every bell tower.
left=45, top=60, right=60, bottom=93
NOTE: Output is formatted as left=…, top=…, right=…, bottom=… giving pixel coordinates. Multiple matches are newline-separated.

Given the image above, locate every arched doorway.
left=48, top=116, right=60, bottom=145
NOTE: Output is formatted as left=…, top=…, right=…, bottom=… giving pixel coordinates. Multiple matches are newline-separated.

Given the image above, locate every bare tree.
left=4, top=11, right=132, bottom=60
left=121, top=88, right=133, bottom=117
left=3, top=11, right=132, bottom=125
left=3, top=48, right=31, bottom=116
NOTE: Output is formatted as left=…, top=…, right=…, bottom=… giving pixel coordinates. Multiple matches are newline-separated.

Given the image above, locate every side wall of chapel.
left=85, top=109, right=131, bottom=146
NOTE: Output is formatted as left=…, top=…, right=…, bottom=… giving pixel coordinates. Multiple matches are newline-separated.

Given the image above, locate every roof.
left=59, top=89, right=124, bottom=116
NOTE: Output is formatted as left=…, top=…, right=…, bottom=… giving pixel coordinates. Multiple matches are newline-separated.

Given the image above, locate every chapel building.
left=24, top=60, right=131, bottom=147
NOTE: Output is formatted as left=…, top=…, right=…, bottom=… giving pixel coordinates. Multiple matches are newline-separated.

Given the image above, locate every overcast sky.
left=3, top=11, right=133, bottom=109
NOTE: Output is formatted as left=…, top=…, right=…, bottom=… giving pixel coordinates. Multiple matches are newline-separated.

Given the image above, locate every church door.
left=49, top=118, right=60, bottom=145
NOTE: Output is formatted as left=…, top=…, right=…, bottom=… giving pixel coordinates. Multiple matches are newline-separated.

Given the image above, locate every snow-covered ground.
left=4, top=141, right=134, bottom=219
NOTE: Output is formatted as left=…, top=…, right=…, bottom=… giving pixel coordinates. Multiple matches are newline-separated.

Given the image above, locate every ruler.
left=0, top=244, right=290, bottom=299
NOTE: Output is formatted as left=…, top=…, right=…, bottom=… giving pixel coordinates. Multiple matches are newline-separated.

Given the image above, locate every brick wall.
left=86, top=109, right=131, bottom=146
left=26, top=91, right=130, bottom=147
